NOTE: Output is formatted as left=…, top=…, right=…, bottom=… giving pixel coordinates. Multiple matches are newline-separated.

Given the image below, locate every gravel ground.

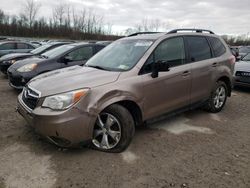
left=0, top=74, right=249, bottom=188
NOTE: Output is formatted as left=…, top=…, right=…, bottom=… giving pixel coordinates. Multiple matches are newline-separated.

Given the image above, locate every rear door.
left=61, top=46, right=94, bottom=68
left=16, top=43, right=34, bottom=53
left=185, top=36, right=214, bottom=104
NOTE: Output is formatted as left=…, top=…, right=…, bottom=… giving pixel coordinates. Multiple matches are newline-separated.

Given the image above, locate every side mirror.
left=61, top=56, right=72, bottom=64
left=151, top=60, right=170, bottom=78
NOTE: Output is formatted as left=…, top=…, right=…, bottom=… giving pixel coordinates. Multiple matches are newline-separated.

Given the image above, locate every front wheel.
left=91, top=104, right=135, bottom=153
left=204, top=81, right=228, bottom=113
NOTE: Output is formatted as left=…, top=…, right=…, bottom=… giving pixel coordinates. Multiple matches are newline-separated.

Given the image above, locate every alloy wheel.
left=92, top=113, right=121, bottom=150
left=213, top=86, right=226, bottom=109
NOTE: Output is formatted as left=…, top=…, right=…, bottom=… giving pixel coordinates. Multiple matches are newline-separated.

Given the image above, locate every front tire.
left=91, top=104, right=135, bottom=153
left=204, top=81, right=228, bottom=113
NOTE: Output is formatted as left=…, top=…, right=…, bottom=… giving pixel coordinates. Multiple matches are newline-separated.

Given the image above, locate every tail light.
left=229, top=55, right=236, bottom=65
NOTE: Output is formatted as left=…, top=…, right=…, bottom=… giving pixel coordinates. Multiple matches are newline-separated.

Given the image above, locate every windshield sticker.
left=118, top=65, right=129, bottom=70
left=135, top=41, right=153, bottom=47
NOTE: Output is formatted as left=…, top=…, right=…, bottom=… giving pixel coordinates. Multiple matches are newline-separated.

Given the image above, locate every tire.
left=91, top=104, right=135, bottom=153
left=204, top=81, right=228, bottom=113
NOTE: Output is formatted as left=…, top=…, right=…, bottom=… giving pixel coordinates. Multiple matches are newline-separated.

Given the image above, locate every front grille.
left=236, top=71, right=250, bottom=77
left=9, top=74, right=23, bottom=87
left=22, top=87, right=40, bottom=110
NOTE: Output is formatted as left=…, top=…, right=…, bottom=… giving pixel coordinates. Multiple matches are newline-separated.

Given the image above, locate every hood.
left=28, top=66, right=121, bottom=97
left=9, top=56, right=47, bottom=70
left=0, top=53, right=32, bottom=62
left=234, top=61, right=250, bottom=72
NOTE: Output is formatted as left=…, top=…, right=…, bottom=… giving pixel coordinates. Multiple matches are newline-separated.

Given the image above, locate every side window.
left=141, top=37, right=186, bottom=74
left=95, top=45, right=105, bottom=53
left=0, top=43, right=16, bottom=50
left=154, top=37, right=186, bottom=67
left=17, top=43, right=29, bottom=49
left=208, top=37, right=226, bottom=57
left=66, top=47, right=93, bottom=61
left=186, top=36, right=212, bottom=62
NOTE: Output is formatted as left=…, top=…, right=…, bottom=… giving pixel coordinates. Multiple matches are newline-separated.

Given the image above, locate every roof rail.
left=128, top=32, right=162, bottom=37
left=167, top=29, right=215, bottom=34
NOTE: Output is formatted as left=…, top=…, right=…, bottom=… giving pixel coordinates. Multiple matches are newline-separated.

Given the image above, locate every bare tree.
left=135, top=18, right=164, bottom=32
left=23, top=0, right=40, bottom=28
left=52, top=4, right=65, bottom=27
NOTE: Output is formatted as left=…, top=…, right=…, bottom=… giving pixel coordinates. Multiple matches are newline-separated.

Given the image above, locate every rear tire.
left=91, top=104, right=135, bottom=153
left=204, top=81, right=228, bottom=113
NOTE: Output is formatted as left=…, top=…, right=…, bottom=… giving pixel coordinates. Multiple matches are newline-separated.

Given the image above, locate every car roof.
left=68, top=42, right=105, bottom=47
left=0, top=41, right=34, bottom=45
left=48, top=41, right=72, bottom=45
left=122, top=29, right=218, bottom=41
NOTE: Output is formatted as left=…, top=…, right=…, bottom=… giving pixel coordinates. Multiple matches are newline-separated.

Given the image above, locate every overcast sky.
left=1, top=0, right=250, bottom=35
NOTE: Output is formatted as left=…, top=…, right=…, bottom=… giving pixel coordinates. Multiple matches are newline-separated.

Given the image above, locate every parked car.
left=8, top=42, right=106, bottom=89
left=239, top=46, right=250, bottom=58
left=234, top=53, right=250, bottom=87
left=0, top=41, right=36, bottom=57
left=16, top=29, right=235, bottom=152
left=0, top=42, right=71, bottom=74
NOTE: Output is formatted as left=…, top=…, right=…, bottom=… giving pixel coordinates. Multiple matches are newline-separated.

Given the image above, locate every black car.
left=0, top=42, right=71, bottom=74
left=8, top=42, right=106, bottom=89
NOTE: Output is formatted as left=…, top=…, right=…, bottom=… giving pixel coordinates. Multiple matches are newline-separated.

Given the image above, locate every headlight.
left=10, top=60, right=16, bottom=64
left=17, top=64, right=37, bottom=72
left=42, top=89, right=89, bottom=110
left=3, top=60, right=16, bottom=64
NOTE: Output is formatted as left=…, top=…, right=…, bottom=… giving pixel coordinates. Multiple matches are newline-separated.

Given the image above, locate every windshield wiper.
left=85, top=65, right=108, bottom=70
left=40, top=55, right=48, bottom=59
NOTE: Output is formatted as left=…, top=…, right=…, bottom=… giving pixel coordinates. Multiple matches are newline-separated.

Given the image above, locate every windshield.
left=86, top=39, right=153, bottom=71
left=30, top=44, right=52, bottom=55
left=239, top=46, right=250, bottom=53
left=242, top=53, right=250, bottom=61
left=41, top=45, right=75, bottom=59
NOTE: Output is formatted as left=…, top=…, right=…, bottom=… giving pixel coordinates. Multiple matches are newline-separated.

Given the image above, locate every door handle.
left=212, top=62, right=218, bottom=67
left=182, top=70, right=190, bottom=77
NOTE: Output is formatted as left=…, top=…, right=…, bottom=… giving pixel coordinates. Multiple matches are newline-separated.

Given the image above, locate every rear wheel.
left=91, top=104, right=135, bottom=153
left=204, top=81, right=228, bottom=113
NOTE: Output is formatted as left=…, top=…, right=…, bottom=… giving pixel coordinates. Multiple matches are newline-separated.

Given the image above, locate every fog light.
left=21, top=78, right=26, bottom=83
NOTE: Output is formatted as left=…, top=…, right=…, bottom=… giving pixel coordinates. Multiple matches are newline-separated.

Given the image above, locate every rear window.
left=186, top=36, right=212, bottom=62
left=239, top=46, right=250, bottom=53
left=208, top=37, right=226, bottom=57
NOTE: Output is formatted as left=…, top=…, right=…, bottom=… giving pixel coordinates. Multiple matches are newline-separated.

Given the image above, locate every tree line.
left=0, top=0, right=119, bottom=40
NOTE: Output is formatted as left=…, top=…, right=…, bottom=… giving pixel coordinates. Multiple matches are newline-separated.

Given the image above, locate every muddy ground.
left=0, top=74, right=249, bottom=188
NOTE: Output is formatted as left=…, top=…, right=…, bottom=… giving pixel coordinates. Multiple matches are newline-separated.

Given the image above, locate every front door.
left=62, top=46, right=94, bottom=67
left=140, top=37, right=192, bottom=119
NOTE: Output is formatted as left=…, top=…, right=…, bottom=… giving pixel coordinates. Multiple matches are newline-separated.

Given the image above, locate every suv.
left=17, top=29, right=235, bottom=152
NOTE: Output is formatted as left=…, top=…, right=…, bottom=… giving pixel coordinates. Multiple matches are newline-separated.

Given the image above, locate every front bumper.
left=17, top=94, right=95, bottom=147
left=233, top=76, right=250, bottom=87
left=7, top=69, right=32, bottom=89
left=0, top=62, right=11, bottom=74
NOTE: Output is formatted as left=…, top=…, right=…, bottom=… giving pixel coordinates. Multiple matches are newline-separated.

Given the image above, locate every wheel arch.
left=95, top=94, right=144, bottom=127
left=217, top=76, right=232, bottom=97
